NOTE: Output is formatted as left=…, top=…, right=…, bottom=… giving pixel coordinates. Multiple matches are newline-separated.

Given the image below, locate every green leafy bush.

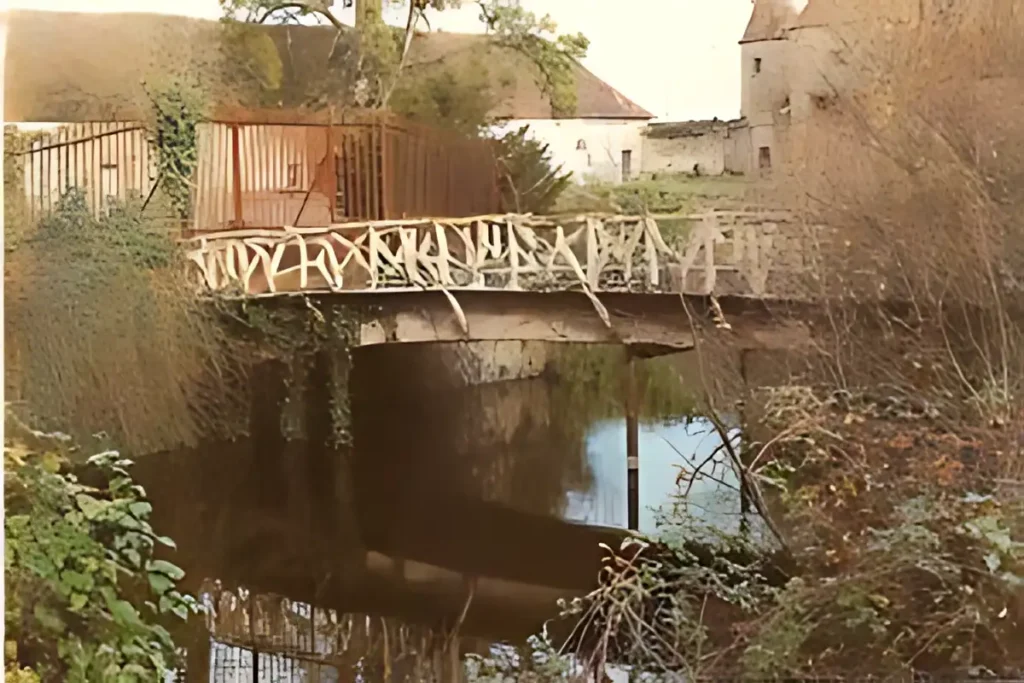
left=145, top=83, right=203, bottom=220
left=4, top=417, right=199, bottom=682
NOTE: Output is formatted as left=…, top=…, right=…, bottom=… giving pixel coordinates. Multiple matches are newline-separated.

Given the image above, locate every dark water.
left=135, top=343, right=741, bottom=681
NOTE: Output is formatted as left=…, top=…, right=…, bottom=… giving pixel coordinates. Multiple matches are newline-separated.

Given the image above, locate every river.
left=140, top=344, right=743, bottom=681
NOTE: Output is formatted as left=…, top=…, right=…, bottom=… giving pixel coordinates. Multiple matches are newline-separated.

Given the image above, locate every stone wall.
left=640, top=119, right=762, bottom=176
left=445, top=341, right=551, bottom=387
left=641, top=121, right=730, bottom=176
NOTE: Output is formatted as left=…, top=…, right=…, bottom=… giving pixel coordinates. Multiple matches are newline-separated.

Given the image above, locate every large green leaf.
left=60, top=569, right=95, bottom=594
left=128, top=502, right=152, bottom=519
left=108, top=599, right=141, bottom=627
left=146, top=559, right=185, bottom=581
left=74, top=494, right=108, bottom=521
left=147, top=572, right=175, bottom=597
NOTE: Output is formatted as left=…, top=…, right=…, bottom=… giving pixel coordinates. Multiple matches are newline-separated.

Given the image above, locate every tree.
left=4, top=415, right=199, bottom=682
left=494, top=124, right=572, bottom=214
left=218, top=0, right=588, bottom=117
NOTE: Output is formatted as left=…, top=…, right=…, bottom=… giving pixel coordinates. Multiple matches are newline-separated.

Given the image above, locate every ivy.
left=3, top=127, right=42, bottom=252
left=145, top=84, right=203, bottom=220
left=4, top=416, right=200, bottom=682
left=227, top=297, right=364, bottom=446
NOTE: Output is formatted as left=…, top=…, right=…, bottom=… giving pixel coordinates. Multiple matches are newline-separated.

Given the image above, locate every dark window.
left=758, top=146, right=772, bottom=170
left=576, top=139, right=587, bottom=151
left=621, top=150, right=633, bottom=180
left=754, top=57, right=762, bottom=74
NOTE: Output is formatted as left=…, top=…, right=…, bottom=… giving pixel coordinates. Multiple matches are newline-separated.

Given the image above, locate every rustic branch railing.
left=186, top=210, right=805, bottom=300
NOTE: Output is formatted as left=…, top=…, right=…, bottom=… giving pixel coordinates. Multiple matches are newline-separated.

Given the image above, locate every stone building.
left=641, top=0, right=1002, bottom=178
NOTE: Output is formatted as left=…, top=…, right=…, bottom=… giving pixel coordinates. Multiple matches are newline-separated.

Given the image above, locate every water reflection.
left=568, top=418, right=744, bottom=537
left=140, top=343, right=746, bottom=680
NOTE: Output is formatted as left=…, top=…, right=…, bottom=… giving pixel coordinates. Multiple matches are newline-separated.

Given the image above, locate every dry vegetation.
left=4, top=184, right=245, bottom=454
left=554, top=3, right=1024, bottom=679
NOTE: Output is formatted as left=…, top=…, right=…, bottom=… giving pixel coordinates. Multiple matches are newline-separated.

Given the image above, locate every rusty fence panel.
left=193, top=123, right=335, bottom=230
left=20, top=122, right=155, bottom=221
left=377, top=122, right=500, bottom=220
left=16, top=115, right=501, bottom=231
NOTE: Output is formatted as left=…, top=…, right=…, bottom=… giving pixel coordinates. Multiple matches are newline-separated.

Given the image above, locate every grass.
left=553, top=173, right=755, bottom=216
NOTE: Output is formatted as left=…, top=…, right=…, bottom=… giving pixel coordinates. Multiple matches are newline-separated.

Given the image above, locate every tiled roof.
left=3, top=9, right=653, bottom=122
left=740, top=0, right=798, bottom=43
left=644, top=119, right=740, bottom=139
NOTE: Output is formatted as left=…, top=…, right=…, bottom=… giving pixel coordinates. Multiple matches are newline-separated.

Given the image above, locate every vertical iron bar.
left=626, top=355, right=640, bottom=531
left=57, top=128, right=64, bottom=198
left=232, top=124, right=243, bottom=227
left=326, top=121, right=336, bottom=223
left=249, top=591, right=258, bottom=683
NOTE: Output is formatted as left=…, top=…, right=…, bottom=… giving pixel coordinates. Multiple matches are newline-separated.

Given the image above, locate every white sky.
left=4, top=0, right=758, bottom=121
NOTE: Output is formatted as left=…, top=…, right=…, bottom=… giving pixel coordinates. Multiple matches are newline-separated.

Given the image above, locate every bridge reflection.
left=133, top=346, right=634, bottom=680
left=131, top=342, right=756, bottom=680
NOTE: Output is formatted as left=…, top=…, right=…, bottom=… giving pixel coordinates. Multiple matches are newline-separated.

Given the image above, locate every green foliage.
left=144, top=83, right=204, bottom=220
left=555, top=173, right=751, bottom=216
left=228, top=299, right=360, bottom=447
left=464, top=634, right=574, bottom=682
left=562, top=386, right=1024, bottom=679
left=3, top=128, right=39, bottom=250
left=4, top=417, right=198, bottom=682
left=219, top=0, right=588, bottom=119
left=389, top=62, right=497, bottom=136
left=494, top=125, right=572, bottom=214
left=479, top=2, right=588, bottom=117
left=218, top=21, right=284, bottom=97
left=739, top=488, right=1024, bottom=678
left=5, top=189, right=242, bottom=453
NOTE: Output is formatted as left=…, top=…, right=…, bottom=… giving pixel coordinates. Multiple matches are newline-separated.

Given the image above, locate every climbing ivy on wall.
left=3, top=127, right=44, bottom=251
left=230, top=298, right=366, bottom=447
left=144, top=83, right=204, bottom=220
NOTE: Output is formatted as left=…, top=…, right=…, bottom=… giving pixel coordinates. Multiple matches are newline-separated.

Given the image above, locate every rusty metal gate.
left=16, top=109, right=501, bottom=232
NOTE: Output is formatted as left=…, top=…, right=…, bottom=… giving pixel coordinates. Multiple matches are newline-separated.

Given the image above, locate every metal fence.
left=209, top=643, right=339, bottom=683
left=173, top=585, right=458, bottom=683
left=19, top=122, right=155, bottom=220
left=17, top=110, right=501, bottom=231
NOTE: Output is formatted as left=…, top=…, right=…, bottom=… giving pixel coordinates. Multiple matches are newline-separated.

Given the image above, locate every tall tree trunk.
left=356, top=0, right=384, bottom=27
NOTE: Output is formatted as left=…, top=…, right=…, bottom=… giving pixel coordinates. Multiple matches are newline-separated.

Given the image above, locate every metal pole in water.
left=626, top=356, right=640, bottom=531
